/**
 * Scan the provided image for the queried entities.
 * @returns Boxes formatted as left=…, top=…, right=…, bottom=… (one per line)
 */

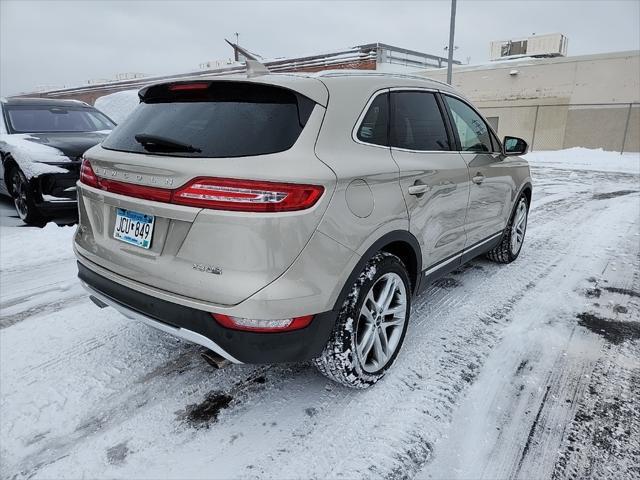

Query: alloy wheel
left=510, top=199, right=528, bottom=255
left=356, top=272, right=407, bottom=373
left=11, top=171, right=29, bottom=220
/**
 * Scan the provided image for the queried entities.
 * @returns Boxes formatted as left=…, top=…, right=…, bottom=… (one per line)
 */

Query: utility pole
left=446, top=0, right=457, bottom=85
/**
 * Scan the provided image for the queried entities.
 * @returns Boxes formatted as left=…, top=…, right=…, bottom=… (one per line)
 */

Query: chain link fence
left=479, top=103, right=639, bottom=153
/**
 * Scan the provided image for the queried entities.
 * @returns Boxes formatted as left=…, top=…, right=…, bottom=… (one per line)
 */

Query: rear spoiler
left=138, top=75, right=329, bottom=107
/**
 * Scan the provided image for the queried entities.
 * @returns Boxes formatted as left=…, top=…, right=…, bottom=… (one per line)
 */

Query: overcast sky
left=1, top=0, right=639, bottom=97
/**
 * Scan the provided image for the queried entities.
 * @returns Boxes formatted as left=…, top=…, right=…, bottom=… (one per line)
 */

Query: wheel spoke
left=517, top=213, right=526, bottom=229
left=376, top=277, right=393, bottom=311
left=358, top=323, right=376, bottom=360
left=381, top=277, right=397, bottom=312
left=382, top=316, right=404, bottom=328
left=382, top=303, right=405, bottom=317
left=365, top=289, right=378, bottom=312
left=361, top=306, right=375, bottom=323
left=378, top=327, right=389, bottom=355
left=373, top=331, right=386, bottom=364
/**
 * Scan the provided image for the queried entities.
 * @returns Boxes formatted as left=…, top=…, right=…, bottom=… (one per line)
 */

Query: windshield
left=5, top=106, right=115, bottom=134
left=101, top=82, right=315, bottom=158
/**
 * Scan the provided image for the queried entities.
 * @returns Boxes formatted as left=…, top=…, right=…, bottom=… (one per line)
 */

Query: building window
left=486, top=116, right=499, bottom=132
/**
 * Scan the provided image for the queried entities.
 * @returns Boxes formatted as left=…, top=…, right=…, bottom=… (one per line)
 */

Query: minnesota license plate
left=113, top=208, right=155, bottom=249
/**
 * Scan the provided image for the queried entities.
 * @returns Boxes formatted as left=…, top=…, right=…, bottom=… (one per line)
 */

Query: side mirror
left=503, top=136, right=528, bottom=155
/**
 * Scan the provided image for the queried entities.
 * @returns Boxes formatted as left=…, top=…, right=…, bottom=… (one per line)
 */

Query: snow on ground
left=94, top=89, right=140, bottom=124
left=1, top=149, right=639, bottom=479
left=525, top=147, right=640, bottom=174
left=0, top=223, right=75, bottom=272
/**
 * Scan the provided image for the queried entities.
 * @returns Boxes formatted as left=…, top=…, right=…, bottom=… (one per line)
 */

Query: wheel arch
left=519, top=181, right=533, bottom=209
left=332, top=230, right=422, bottom=312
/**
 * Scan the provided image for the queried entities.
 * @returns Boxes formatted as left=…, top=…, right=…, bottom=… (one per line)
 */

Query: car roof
left=307, top=70, right=460, bottom=95
left=1, top=97, right=92, bottom=107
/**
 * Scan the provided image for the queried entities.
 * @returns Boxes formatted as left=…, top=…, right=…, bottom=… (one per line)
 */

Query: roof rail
left=312, top=70, right=453, bottom=87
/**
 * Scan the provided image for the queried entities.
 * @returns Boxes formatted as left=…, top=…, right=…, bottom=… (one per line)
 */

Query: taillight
left=98, top=178, right=172, bottom=203
left=172, top=178, right=324, bottom=212
left=79, top=165, right=323, bottom=213
left=211, top=313, right=314, bottom=333
left=79, top=158, right=99, bottom=188
left=79, top=159, right=172, bottom=202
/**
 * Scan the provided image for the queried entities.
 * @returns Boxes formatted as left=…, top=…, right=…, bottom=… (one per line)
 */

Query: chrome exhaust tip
left=200, top=350, right=230, bottom=369
left=89, top=295, right=108, bottom=308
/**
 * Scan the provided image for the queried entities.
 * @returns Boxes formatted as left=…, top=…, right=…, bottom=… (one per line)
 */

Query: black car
left=0, top=97, right=115, bottom=225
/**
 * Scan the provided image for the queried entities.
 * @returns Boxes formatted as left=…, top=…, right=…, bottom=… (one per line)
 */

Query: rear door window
left=102, top=82, right=315, bottom=158
left=390, top=91, right=451, bottom=151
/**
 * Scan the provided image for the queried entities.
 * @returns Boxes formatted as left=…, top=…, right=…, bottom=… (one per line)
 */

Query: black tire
left=314, top=252, right=411, bottom=389
left=8, top=167, right=46, bottom=227
left=486, top=194, right=529, bottom=264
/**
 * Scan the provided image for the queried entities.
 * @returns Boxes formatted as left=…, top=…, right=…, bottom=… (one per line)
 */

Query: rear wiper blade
left=134, top=133, right=201, bottom=153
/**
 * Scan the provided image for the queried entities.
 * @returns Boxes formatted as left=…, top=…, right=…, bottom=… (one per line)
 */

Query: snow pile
left=94, top=89, right=140, bottom=123
left=525, top=147, right=640, bottom=174
left=0, top=223, right=76, bottom=272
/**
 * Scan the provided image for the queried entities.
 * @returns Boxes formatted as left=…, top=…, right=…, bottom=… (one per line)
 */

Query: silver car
left=74, top=72, right=531, bottom=388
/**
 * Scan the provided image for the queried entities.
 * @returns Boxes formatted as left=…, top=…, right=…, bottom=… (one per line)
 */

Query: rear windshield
left=5, top=106, right=115, bottom=134
left=102, top=82, right=316, bottom=158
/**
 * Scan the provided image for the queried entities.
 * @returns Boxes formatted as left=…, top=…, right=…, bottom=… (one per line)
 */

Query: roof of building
left=419, top=49, right=640, bottom=75
left=15, top=42, right=460, bottom=99
left=1, top=97, right=91, bottom=107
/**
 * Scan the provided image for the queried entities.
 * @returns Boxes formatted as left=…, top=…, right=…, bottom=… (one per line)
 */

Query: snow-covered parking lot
left=1, top=149, right=639, bottom=480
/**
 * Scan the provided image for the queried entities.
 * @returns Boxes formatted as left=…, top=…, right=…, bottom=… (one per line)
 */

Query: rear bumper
left=77, top=261, right=337, bottom=364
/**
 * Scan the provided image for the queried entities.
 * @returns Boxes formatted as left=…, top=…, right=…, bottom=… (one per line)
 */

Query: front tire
left=486, top=194, right=528, bottom=264
left=9, top=168, right=45, bottom=226
left=314, top=252, right=411, bottom=388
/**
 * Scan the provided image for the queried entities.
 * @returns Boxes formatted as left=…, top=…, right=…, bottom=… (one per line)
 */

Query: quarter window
left=390, top=92, right=450, bottom=151
left=356, top=93, right=389, bottom=146
left=444, top=95, right=492, bottom=152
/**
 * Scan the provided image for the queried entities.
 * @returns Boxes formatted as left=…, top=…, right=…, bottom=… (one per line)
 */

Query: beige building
left=420, top=50, right=640, bottom=152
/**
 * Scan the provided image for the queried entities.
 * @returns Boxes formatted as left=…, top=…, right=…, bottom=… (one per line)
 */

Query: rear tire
left=314, top=252, right=411, bottom=389
left=9, top=168, right=46, bottom=227
left=486, top=194, right=528, bottom=264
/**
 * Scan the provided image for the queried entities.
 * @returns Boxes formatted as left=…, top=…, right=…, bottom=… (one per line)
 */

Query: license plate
left=113, top=208, right=155, bottom=249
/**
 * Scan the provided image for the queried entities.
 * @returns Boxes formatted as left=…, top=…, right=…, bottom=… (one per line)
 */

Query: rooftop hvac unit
left=490, top=33, right=568, bottom=61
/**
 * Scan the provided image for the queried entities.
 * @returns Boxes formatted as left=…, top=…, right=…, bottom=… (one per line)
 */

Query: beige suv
left=74, top=72, right=532, bottom=388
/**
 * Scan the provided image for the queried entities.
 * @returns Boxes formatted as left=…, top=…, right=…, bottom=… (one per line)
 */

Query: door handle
left=472, top=173, right=485, bottom=184
left=408, top=183, right=430, bottom=196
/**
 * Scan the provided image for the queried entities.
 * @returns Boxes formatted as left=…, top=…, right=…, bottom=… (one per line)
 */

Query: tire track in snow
left=0, top=259, right=81, bottom=329
left=242, top=170, right=618, bottom=479
left=420, top=189, right=639, bottom=480
left=0, top=293, right=86, bottom=329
